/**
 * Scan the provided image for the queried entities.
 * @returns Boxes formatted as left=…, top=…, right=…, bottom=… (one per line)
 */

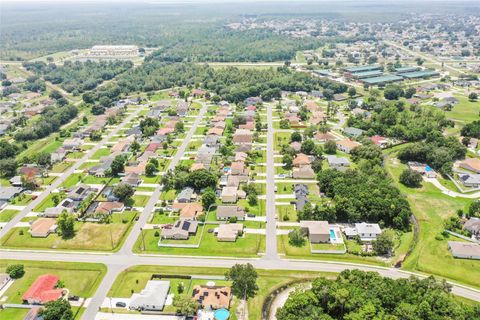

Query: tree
left=186, top=169, right=217, bottom=190
left=110, top=155, right=125, bottom=176
left=113, top=183, right=134, bottom=202
left=300, top=139, right=315, bottom=155
left=6, top=264, right=25, bottom=279
left=469, top=92, right=478, bottom=101
left=40, top=299, right=73, bottom=320
left=175, top=121, right=185, bottom=133
left=0, top=158, right=17, bottom=177
left=290, top=131, right=302, bottom=142
left=172, top=295, right=199, bottom=316
left=57, top=211, right=75, bottom=239
left=201, top=187, right=216, bottom=210
left=347, top=87, right=356, bottom=98
left=324, top=140, right=336, bottom=154
left=288, top=229, right=306, bottom=247
left=404, top=87, right=416, bottom=99
left=145, top=162, right=157, bottom=176
left=384, top=85, right=404, bottom=100
left=225, top=263, right=258, bottom=300
left=399, top=169, right=423, bottom=188
left=373, top=229, right=395, bottom=255
left=282, top=154, right=293, bottom=169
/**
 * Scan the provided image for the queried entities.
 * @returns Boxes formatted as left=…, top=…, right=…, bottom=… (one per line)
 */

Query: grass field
left=134, top=226, right=265, bottom=257
left=385, top=156, right=480, bottom=288
left=277, top=235, right=387, bottom=266
left=0, top=212, right=137, bottom=252
left=0, top=209, right=19, bottom=222
left=0, top=260, right=106, bottom=304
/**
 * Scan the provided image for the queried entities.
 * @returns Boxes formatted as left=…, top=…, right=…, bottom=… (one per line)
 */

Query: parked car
left=68, top=296, right=79, bottom=301
left=116, top=302, right=127, bottom=308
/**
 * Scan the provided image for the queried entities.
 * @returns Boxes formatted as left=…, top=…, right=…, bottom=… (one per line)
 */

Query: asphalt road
left=0, top=107, right=143, bottom=240
left=264, top=104, right=278, bottom=259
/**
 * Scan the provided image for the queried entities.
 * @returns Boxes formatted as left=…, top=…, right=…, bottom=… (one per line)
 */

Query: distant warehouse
left=350, top=70, right=384, bottom=79
left=398, top=70, right=440, bottom=79
left=89, top=45, right=139, bottom=57
left=361, top=75, right=403, bottom=85
left=343, top=64, right=383, bottom=73
left=394, top=66, right=420, bottom=73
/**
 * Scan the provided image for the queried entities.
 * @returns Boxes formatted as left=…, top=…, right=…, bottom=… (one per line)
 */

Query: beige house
left=300, top=220, right=330, bottom=243
left=30, top=218, right=57, bottom=238
left=336, top=139, right=361, bottom=154
left=216, top=223, right=244, bottom=242
left=221, top=187, right=238, bottom=203
left=292, top=165, right=316, bottom=179
left=216, top=206, right=245, bottom=220
left=233, top=129, right=252, bottom=145
left=459, top=158, right=480, bottom=173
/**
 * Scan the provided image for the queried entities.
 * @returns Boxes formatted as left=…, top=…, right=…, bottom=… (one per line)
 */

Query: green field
left=135, top=226, right=265, bottom=257
left=0, top=209, right=19, bottom=222
left=385, top=156, right=480, bottom=288
left=0, top=212, right=137, bottom=252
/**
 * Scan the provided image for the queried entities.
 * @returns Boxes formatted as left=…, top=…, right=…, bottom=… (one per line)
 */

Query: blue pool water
left=425, top=165, right=433, bottom=172
left=215, top=308, right=230, bottom=320
left=329, top=229, right=336, bottom=240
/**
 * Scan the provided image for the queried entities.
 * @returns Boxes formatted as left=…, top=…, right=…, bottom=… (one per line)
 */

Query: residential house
left=160, top=219, right=198, bottom=240
left=179, top=203, right=203, bottom=220
left=51, top=148, right=67, bottom=163
left=408, top=161, right=437, bottom=178
left=294, top=184, right=309, bottom=211
left=95, top=201, right=125, bottom=214
left=130, top=280, right=170, bottom=311
left=233, top=129, right=252, bottom=145
left=326, top=155, right=350, bottom=170
left=68, top=184, right=94, bottom=202
left=22, top=274, right=65, bottom=305
left=190, top=163, right=205, bottom=171
left=292, top=153, right=311, bottom=167
left=8, top=176, right=22, bottom=187
left=221, top=187, right=238, bottom=203
left=88, top=157, right=113, bottom=177
left=290, top=141, right=301, bottom=152
left=230, top=161, right=248, bottom=176
left=448, top=241, right=480, bottom=260
left=314, top=132, right=336, bottom=143
left=292, top=165, right=315, bottom=179
left=30, top=218, right=57, bottom=238
left=458, top=173, right=480, bottom=187
left=195, top=146, right=216, bottom=166
left=216, top=223, right=243, bottom=242
left=0, top=186, right=23, bottom=202
left=62, top=138, right=83, bottom=151
left=344, top=222, right=382, bottom=241
left=459, top=158, right=480, bottom=173
left=336, top=139, right=361, bottom=154
left=343, top=127, right=364, bottom=138
left=300, top=220, right=330, bottom=243
left=176, top=187, right=195, bottom=203
left=121, top=172, right=142, bottom=186
left=370, top=135, right=389, bottom=148
left=464, top=217, right=480, bottom=240
left=216, top=206, right=245, bottom=220
left=192, top=285, right=232, bottom=310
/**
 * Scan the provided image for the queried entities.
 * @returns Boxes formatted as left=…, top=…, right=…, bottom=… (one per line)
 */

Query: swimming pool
left=329, top=229, right=336, bottom=240
left=214, top=308, right=230, bottom=320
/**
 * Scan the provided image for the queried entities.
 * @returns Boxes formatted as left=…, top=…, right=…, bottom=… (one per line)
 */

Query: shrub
left=6, top=264, right=25, bottom=279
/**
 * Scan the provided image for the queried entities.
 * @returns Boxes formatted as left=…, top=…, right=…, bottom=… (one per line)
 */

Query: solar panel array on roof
left=182, top=221, right=191, bottom=231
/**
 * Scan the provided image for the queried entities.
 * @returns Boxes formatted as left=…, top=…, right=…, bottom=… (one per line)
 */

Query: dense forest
left=14, top=104, right=78, bottom=141
left=23, top=60, right=133, bottom=95
left=397, top=132, right=467, bottom=175
left=277, top=270, right=480, bottom=320
left=89, top=62, right=347, bottom=106
left=347, top=100, right=451, bottom=141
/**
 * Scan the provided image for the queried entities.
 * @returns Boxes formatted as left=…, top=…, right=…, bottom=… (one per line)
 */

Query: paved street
left=264, top=104, right=278, bottom=260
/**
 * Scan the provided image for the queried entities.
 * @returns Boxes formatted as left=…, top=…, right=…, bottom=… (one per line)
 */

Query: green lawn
left=91, top=148, right=111, bottom=160
left=277, top=235, right=387, bottom=266
left=0, top=209, right=19, bottom=222
left=444, top=94, right=480, bottom=122
left=34, top=193, right=65, bottom=212
left=130, top=195, right=150, bottom=207
left=135, top=226, right=265, bottom=257
left=276, top=205, right=297, bottom=222
left=0, top=212, right=137, bottom=252
left=385, top=156, right=480, bottom=289
left=51, top=161, right=72, bottom=173
left=0, top=260, right=106, bottom=303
